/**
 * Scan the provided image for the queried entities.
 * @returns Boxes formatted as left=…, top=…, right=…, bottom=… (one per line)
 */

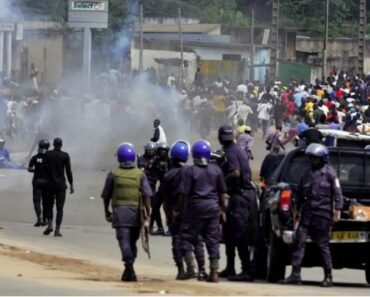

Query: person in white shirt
left=257, top=99, right=273, bottom=139
left=151, top=119, right=167, bottom=145
left=237, top=103, right=253, bottom=124
left=167, top=73, right=176, bottom=88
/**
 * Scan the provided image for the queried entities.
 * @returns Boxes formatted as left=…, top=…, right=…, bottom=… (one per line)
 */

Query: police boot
left=197, top=268, right=208, bottom=281
left=177, top=252, right=196, bottom=280
left=207, top=269, right=219, bottom=283
left=219, top=254, right=236, bottom=278
left=184, top=265, right=197, bottom=280
left=124, top=263, right=137, bottom=282
left=280, top=266, right=301, bottom=285
left=228, top=271, right=254, bottom=282
left=43, top=222, right=53, bottom=235
left=207, top=259, right=219, bottom=283
left=176, top=263, right=186, bottom=280
left=321, top=270, right=333, bottom=287
left=151, top=227, right=165, bottom=236
left=34, top=217, right=42, bottom=227
left=54, top=225, right=62, bottom=237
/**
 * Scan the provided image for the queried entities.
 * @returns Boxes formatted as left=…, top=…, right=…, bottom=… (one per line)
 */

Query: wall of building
left=131, top=48, right=197, bottom=86
left=13, top=30, right=63, bottom=87
left=191, top=46, right=250, bottom=61
left=296, top=37, right=370, bottom=73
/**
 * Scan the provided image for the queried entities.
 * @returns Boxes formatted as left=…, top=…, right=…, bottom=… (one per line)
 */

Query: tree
left=279, top=0, right=359, bottom=37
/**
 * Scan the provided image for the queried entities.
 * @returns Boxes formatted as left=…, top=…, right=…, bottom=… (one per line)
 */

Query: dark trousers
left=115, top=227, right=140, bottom=264
left=224, top=192, right=255, bottom=274
left=169, top=221, right=205, bottom=268
left=32, top=183, right=47, bottom=221
left=181, top=216, right=220, bottom=261
left=45, top=190, right=66, bottom=226
left=291, top=216, right=332, bottom=274
left=150, top=194, right=164, bottom=230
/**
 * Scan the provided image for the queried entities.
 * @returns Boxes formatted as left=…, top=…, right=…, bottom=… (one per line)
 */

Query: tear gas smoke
left=3, top=0, right=199, bottom=172
left=37, top=73, right=191, bottom=170
left=0, top=0, right=23, bottom=20
left=111, top=0, right=139, bottom=62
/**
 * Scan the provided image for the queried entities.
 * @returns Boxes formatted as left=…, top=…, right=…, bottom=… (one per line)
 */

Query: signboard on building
left=68, top=0, right=108, bottom=28
left=0, top=22, right=15, bottom=31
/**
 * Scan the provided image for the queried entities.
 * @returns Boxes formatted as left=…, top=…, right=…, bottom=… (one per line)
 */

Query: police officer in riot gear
left=137, top=142, right=156, bottom=174
left=149, top=142, right=171, bottom=235
left=218, top=125, right=258, bottom=282
left=281, top=143, right=343, bottom=287
left=101, top=143, right=152, bottom=282
left=162, top=140, right=207, bottom=281
left=28, top=139, right=50, bottom=227
left=177, top=140, right=228, bottom=283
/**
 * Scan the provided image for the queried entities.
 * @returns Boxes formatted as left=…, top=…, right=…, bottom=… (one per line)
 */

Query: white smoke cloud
left=111, top=0, right=139, bottom=62
left=0, top=0, right=23, bottom=20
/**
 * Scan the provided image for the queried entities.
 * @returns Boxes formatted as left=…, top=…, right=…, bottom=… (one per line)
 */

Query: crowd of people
left=2, top=67, right=369, bottom=287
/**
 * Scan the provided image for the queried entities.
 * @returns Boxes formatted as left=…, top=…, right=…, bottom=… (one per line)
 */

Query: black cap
left=218, top=125, right=234, bottom=142
left=53, top=137, right=63, bottom=147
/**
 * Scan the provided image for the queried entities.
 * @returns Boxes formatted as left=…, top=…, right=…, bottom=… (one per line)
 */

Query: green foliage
left=19, top=0, right=67, bottom=22
left=143, top=0, right=249, bottom=27
left=280, top=0, right=359, bottom=37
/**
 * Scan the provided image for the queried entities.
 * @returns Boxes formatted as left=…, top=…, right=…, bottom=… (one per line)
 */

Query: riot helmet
left=116, top=143, right=136, bottom=167
left=192, top=140, right=211, bottom=166
left=170, top=140, right=190, bottom=163
left=305, top=143, right=329, bottom=164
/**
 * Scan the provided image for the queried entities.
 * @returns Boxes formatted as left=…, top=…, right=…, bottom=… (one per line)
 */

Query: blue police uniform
left=222, top=143, right=258, bottom=280
left=161, top=164, right=206, bottom=279
left=179, top=163, right=227, bottom=273
left=292, top=165, right=343, bottom=276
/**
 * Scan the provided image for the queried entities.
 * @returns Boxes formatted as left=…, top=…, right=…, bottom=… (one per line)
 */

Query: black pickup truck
left=256, top=147, right=370, bottom=284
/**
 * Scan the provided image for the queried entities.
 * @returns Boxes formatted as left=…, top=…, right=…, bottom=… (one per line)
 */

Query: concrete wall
left=191, top=46, right=250, bottom=61
left=365, top=57, right=370, bottom=74
left=296, top=37, right=370, bottom=73
left=296, top=37, right=357, bottom=56
left=143, top=18, right=199, bottom=25
left=13, top=30, right=63, bottom=87
left=131, top=48, right=197, bottom=86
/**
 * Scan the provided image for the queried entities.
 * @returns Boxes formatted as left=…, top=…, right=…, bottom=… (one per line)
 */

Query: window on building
left=222, top=54, right=241, bottom=61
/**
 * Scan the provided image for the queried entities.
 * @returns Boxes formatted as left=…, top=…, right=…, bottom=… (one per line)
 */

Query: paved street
left=0, top=135, right=369, bottom=295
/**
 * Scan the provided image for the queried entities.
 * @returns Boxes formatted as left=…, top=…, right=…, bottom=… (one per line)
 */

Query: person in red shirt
left=283, top=97, right=296, bottom=137
left=335, top=87, right=344, bottom=102
left=324, top=97, right=335, bottom=110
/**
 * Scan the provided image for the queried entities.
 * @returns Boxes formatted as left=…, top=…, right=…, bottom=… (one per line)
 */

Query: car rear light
left=279, top=189, right=292, bottom=211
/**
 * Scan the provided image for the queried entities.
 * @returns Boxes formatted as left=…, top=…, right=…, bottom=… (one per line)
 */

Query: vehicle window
left=332, top=153, right=365, bottom=186
left=281, top=151, right=369, bottom=187
left=281, top=154, right=310, bottom=185
left=366, top=154, right=370, bottom=186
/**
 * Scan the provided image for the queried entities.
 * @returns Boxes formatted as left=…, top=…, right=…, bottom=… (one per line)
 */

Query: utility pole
left=269, top=0, right=279, bottom=84
left=357, top=0, right=366, bottom=74
left=139, top=3, right=144, bottom=73
left=250, top=0, right=255, bottom=82
left=178, top=8, right=184, bottom=89
left=323, top=0, right=329, bottom=80
left=83, top=27, right=92, bottom=92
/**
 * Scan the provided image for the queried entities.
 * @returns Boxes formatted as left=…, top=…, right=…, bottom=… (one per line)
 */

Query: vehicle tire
left=266, top=231, right=286, bottom=283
